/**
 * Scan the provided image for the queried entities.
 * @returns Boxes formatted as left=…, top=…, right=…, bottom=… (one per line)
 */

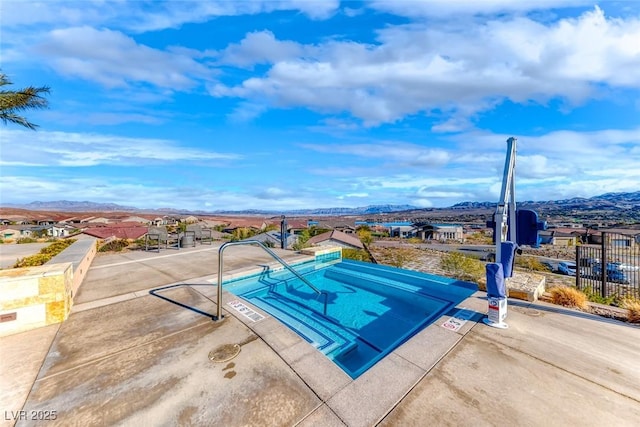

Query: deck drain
left=525, top=309, right=542, bottom=317
left=209, top=344, right=241, bottom=363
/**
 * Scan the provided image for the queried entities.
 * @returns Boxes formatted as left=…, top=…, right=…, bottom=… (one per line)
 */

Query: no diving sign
left=441, top=308, right=475, bottom=332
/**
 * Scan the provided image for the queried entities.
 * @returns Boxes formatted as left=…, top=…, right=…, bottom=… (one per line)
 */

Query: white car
left=617, top=263, right=639, bottom=272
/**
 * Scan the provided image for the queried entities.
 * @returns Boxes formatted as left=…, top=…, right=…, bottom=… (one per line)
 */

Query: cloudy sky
left=1, top=1, right=639, bottom=211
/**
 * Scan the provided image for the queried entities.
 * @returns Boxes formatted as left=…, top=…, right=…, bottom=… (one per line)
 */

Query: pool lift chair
left=484, top=137, right=546, bottom=329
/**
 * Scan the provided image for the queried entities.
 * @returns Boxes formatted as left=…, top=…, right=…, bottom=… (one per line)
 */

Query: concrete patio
left=2, top=243, right=639, bottom=426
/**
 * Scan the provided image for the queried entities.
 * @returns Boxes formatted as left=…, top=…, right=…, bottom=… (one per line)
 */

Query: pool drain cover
left=209, top=344, right=241, bottom=363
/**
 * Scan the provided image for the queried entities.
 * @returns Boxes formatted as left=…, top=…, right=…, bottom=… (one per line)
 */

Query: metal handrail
left=215, top=240, right=326, bottom=321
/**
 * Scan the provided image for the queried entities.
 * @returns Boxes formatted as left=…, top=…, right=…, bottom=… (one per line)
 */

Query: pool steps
left=225, top=260, right=477, bottom=378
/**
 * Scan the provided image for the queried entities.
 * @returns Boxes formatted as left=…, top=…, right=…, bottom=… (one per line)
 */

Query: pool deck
left=2, top=244, right=640, bottom=426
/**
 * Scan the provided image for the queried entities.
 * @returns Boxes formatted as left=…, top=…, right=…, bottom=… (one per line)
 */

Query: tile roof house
left=122, top=216, right=152, bottom=225
left=81, top=226, right=148, bottom=240
left=307, top=230, right=364, bottom=250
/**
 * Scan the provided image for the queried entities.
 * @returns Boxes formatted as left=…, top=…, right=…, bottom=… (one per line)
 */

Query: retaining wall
left=0, top=238, right=97, bottom=337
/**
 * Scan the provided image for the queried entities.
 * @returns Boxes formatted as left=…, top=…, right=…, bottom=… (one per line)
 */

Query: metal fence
left=576, top=231, right=640, bottom=300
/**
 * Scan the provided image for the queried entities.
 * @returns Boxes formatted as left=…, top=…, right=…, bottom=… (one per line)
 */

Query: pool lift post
left=483, top=137, right=518, bottom=329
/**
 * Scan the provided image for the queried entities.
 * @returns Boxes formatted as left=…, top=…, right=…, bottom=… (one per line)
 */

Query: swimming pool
left=224, top=259, right=476, bottom=378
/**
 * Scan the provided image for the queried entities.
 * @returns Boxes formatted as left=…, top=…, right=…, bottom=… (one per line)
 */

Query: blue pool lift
left=484, top=138, right=546, bottom=329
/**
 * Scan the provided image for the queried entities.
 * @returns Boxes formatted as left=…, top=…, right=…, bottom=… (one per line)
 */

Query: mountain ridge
left=2, top=192, right=639, bottom=216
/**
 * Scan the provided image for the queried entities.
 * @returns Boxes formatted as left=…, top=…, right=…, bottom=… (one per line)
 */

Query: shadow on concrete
left=149, top=284, right=218, bottom=320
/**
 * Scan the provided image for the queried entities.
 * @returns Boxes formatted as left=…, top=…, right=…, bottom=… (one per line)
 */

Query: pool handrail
left=216, top=240, right=327, bottom=320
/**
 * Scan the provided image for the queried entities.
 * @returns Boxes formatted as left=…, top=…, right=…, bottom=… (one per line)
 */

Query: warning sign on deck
left=228, top=300, right=265, bottom=322
left=441, top=308, right=475, bottom=332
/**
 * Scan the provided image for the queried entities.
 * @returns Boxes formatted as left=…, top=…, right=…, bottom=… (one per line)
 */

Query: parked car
left=592, top=263, right=630, bottom=284
left=558, top=261, right=577, bottom=276
left=579, top=257, right=599, bottom=267
left=617, top=262, right=639, bottom=272
left=541, top=261, right=555, bottom=272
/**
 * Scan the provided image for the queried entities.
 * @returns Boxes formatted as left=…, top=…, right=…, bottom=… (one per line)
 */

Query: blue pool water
left=224, top=259, right=476, bottom=378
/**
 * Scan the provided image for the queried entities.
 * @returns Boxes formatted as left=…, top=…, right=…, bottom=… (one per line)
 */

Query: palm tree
left=0, top=73, right=50, bottom=130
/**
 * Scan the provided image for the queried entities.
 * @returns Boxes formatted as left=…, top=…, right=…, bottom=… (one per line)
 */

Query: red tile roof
left=307, top=230, right=364, bottom=249
left=82, top=226, right=148, bottom=240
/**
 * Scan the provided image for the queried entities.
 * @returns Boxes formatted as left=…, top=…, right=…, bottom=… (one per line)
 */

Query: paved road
left=0, top=242, right=49, bottom=268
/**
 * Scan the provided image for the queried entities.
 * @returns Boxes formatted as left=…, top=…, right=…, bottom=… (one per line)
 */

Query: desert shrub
left=357, top=229, right=373, bottom=246
left=581, top=286, right=618, bottom=306
left=440, top=251, right=485, bottom=282
left=548, top=287, right=588, bottom=310
left=515, top=256, right=550, bottom=272
left=382, top=247, right=417, bottom=268
left=292, top=229, right=311, bottom=251
left=465, top=232, right=492, bottom=244
left=40, top=239, right=75, bottom=255
left=99, top=239, right=129, bottom=252
left=13, top=239, right=76, bottom=268
left=263, top=240, right=275, bottom=248
left=621, top=298, right=640, bottom=323
left=342, top=248, right=372, bottom=262
left=13, top=253, right=52, bottom=267
left=231, top=227, right=257, bottom=241
left=16, top=237, right=37, bottom=244
left=406, top=237, right=423, bottom=244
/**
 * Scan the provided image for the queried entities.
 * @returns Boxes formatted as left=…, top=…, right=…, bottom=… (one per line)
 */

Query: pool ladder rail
left=216, top=240, right=328, bottom=321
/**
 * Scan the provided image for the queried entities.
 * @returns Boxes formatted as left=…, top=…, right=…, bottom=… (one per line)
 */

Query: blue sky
left=1, top=1, right=639, bottom=211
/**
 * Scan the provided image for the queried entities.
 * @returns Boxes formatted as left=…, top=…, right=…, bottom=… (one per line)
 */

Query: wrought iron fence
left=576, top=231, right=640, bottom=301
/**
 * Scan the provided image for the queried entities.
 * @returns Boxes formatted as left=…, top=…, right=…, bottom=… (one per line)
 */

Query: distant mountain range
left=451, top=191, right=640, bottom=211
left=0, top=200, right=419, bottom=216
left=3, top=192, right=639, bottom=216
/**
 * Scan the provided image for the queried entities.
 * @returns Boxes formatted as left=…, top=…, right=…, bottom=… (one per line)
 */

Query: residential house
left=183, top=216, right=199, bottom=224
left=0, top=227, right=20, bottom=240
left=415, top=224, right=464, bottom=241
left=388, top=225, right=417, bottom=239
left=283, top=219, right=308, bottom=235
left=81, top=216, right=111, bottom=224
left=59, top=217, right=82, bottom=224
left=13, top=225, right=50, bottom=238
left=51, top=224, right=77, bottom=237
left=307, top=230, right=364, bottom=250
left=81, top=226, right=148, bottom=240
left=334, top=224, right=357, bottom=234
left=4, top=216, right=30, bottom=225
left=539, top=229, right=579, bottom=246
left=600, top=228, right=640, bottom=248
left=122, top=216, right=152, bottom=225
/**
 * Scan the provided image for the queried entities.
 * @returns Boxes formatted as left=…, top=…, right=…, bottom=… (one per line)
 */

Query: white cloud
left=217, top=31, right=304, bottom=68
left=36, top=26, right=211, bottom=89
left=212, top=7, right=640, bottom=125
left=0, top=130, right=241, bottom=167
left=367, top=0, right=594, bottom=18
left=337, top=193, right=369, bottom=199
left=255, top=187, right=289, bottom=199
left=227, top=102, right=269, bottom=123
left=301, top=142, right=451, bottom=167
left=1, top=1, right=340, bottom=32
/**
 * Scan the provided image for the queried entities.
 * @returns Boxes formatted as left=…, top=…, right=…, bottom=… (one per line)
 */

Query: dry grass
left=621, top=299, right=640, bottom=323
left=548, top=286, right=589, bottom=310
